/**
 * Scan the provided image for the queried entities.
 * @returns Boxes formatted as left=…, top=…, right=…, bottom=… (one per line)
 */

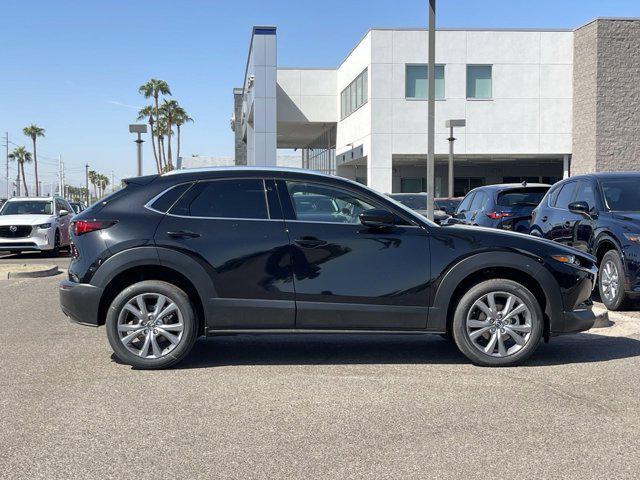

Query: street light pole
left=426, top=0, right=436, bottom=221
left=445, top=119, right=466, bottom=198
left=85, top=163, right=89, bottom=206
left=129, top=124, right=147, bottom=177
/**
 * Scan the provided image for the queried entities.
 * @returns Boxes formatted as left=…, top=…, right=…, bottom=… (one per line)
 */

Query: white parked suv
left=0, top=196, right=73, bottom=255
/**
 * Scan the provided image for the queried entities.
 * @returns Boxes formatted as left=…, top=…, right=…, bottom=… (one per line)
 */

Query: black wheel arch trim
left=428, top=251, right=563, bottom=333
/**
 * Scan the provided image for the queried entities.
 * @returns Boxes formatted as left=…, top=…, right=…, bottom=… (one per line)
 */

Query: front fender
left=427, top=251, right=563, bottom=333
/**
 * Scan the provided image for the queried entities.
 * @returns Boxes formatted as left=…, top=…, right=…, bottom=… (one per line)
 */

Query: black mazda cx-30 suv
left=60, top=167, right=597, bottom=369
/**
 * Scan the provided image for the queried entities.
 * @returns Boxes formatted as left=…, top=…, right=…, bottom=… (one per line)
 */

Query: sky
left=2, top=0, right=640, bottom=194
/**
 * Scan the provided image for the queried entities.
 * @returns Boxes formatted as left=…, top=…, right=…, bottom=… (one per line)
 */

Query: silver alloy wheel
left=117, top=293, right=184, bottom=359
left=466, top=291, right=532, bottom=358
left=601, top=260, right=619, bottom=303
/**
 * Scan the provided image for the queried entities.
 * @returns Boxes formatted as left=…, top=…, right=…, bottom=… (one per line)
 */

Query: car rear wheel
left=599, top=250, right=629, bottom=311
left=106, top=280, right=198, bottom=369
left=452, top=279, right=543, bottom=367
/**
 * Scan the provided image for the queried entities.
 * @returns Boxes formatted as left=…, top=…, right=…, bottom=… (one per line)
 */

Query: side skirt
left=206, top=328, right=446, bottom=336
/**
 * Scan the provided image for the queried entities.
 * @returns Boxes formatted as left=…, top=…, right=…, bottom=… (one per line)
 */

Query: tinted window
left=150, top=183, right=193, bottom=213
left=173, top=179, right=268, bottom=219
left=390, top=194, right=428, bottom=210
left=574, top=180, right=597, bottom=209
left=496, top=187, right=549, bottom=207
left=287, top=181, right=377, bottom=224
left=457, top=193, right=475, bottom=213
left=600, top=178, right=640, bottom=212
left=470, top=191, right=488, bottom=211
left=553, top=182, right=576, bottom=209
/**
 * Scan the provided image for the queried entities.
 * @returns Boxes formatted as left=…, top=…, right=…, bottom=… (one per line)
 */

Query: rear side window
left=553, top=182, right=576, bottom=209
left=171, top=179, right=269, bottom=219
left=496, top=187, right=548, bottom=207
left=149, top=183, right=193, bottom=213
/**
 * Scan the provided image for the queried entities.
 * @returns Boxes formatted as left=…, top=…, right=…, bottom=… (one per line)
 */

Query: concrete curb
left=6, top=265, right=60, bottom=279
left=591, top=307, right=613, bottom=328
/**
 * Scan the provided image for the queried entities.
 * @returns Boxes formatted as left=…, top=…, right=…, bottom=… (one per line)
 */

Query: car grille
left=0, top=225, right=33, bottom=238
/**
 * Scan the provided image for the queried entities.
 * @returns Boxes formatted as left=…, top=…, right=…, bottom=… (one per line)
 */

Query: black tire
left=452, top=279, right=543, bottom=367
left=44, top=229, right=61, bottom=257
left=598, top=250, right=629, bottom=311
left=106, top=280, right=198, bottom=369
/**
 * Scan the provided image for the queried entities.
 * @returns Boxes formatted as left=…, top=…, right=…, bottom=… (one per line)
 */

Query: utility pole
left=85, top=164, right=89, bottom=206
left=426, top=0, right=436, bottom=221
left=58, top=155, right=62, bottom=196
left=4, top=132, right=8, bottom=200
left=111, top=170, right=115, bottom=193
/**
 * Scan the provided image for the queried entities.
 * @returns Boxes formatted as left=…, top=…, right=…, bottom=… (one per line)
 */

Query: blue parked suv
left=452, top=183, right=550, bottom=232
left=530, top=172, right=640, bottom=310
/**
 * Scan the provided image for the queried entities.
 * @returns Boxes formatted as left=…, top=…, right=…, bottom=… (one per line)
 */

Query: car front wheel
left=452, top=279, right=543, bottom=367
left=106, top=280, right=198, bottom=369
left=599, top=250, right=629, bottom=311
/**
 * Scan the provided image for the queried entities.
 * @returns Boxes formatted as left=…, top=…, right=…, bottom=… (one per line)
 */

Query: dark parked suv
left=452, top=183, right=550, bottom=232
left=530, top=172, right=640, bottom=310
left=60, top=167, right=597, bottom=369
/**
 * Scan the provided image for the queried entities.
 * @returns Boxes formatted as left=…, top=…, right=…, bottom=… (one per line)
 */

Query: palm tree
left=137, top=105, right=161, bottom=174
left=88, top=170, right=98, bottom=199
left=160, top=99, right=181, bottom=170
left=23, top=124, right=45, bottom=196
left=8, top=146, right=32, bottom=197
left=173, top=105, right=193, bottom=162
left=98, top=174, right=110, bottom=198
left=139, top=79, right=171, bottom=171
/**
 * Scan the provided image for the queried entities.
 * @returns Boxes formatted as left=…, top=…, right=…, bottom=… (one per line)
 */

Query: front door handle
left=294, top=236, right=327, bottom=248
left=167, top=230, right=200, bottom=239
left=541, top=216, right=548, bottom=222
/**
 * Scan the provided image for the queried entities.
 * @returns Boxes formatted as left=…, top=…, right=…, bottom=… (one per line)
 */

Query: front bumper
left=59, top=280, right=103, bottom=326
left=557, top=303, right=597, bottom=334
left=0, top=228, right=55, bottom=251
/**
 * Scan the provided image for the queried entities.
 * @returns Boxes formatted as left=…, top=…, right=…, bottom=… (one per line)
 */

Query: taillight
left=70, top=220, right=117, bottom=236
left=486, top=212, right=512, bottom=220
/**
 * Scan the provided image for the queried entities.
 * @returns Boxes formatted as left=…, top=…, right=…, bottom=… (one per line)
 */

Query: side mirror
left=359, top=209, right=395, bottom=228
left=59, top=209, right=69, bottom=217
left=568, top=201, right=591, bottom=219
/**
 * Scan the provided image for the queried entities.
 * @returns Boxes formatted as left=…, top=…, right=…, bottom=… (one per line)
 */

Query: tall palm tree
left=8, top=146, right=32, bottom=197
left=98, top=174, right=110, bottom=198
left=139, top=79, right=171, bottom=171
left=23, top=124, right=45, bottom=196
left=137, top=105, right=161, bottom=174
left=160, top=99, right=181, bottom=170
left=88, top=170, right=98, bottom=199
left=173, top=105, right=193, bottom=162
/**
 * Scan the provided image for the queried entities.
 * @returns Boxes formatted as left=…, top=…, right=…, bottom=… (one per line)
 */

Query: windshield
left=496, top=188, right=548, bottom=208
left=390, top=194, right=428, bottom=210
left=600, top=178, right=640, bottom=212
left=0, top=200, right=53, bottom=215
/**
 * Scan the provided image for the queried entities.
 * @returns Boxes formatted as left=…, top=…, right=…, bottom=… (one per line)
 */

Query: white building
left=232, top=20, right=640, bottom=196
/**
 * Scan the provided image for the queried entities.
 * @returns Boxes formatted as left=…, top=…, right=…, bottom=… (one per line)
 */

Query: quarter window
left=467, top=65, right=492, bottom=99
left=405, top=65, right=445, bottom=99
left=171, top=179, right=268, bottom=219
left=286, top=181, right=378, bottom=224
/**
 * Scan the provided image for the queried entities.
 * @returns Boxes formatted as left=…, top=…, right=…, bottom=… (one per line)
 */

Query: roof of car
left=468, top=183, right=551, bottom=193
left=164, top=166, right=335, bottom=178
left=567, top=172, right=640, bottom=180
left=6, top=196, right=59, bottom=201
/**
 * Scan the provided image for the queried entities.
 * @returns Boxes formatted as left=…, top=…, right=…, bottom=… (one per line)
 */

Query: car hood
left=444, top=223, right=596, bottom=261
left=0, top=214, right=55, bottom=226
left=610, top=212, right=640, bottom=224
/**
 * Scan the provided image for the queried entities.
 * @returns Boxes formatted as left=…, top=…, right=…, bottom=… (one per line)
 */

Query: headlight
left=552, top=254, right=581, bottom=266
left=623, top=233, right=640, bottom=244
left=37, top=223, right=52, bottom=229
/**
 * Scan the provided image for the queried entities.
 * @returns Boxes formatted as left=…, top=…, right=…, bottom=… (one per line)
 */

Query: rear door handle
left=541, top=216, right=548, bottom=222
left=294, top=236, right=327, bottom=248
left=167, top=230, right=200, bottom=239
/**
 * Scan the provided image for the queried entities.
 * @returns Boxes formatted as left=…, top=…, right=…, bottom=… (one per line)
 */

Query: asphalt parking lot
left=1, top=253, right=640, bottom=479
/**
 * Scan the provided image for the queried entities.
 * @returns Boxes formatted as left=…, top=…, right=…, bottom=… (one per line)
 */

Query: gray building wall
left=233, top=87, right=247, bottom=165
left=572, top=18, right=640, bottom=174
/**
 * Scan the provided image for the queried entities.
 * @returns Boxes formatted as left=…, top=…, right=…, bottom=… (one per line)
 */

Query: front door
left=154, top=178, right=295, bottom=329
left=547, top=180, right=579, bottom=244
left=278, top=179, right=431, bottom=330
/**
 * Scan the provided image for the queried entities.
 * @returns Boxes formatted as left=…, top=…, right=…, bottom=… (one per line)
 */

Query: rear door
left=278, top=179, right=431, bottom=330
left=154, top=177, right=295, bottom=329
left=571, top=179, right=599, bottom=252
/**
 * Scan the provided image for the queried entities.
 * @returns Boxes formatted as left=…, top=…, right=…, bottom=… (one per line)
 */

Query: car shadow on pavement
left=0, top=251, right=70, bottom=260
left=163, top=331, right=640, bottom=370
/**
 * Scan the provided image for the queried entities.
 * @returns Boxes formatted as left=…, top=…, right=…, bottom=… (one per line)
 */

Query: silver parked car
left=0, top=196, right=73, bottom=255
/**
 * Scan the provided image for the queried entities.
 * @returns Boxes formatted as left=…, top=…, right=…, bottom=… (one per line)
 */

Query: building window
left=466, top=65, right=492, bottom=99
left=400, top=178, right=425, bottom=193
left=405, top=65, right=445, bottom=99
left=340, top=68, right=368, bottom=119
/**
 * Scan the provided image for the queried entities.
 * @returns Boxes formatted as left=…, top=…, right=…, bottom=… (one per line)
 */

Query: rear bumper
left=59, top=280, right=103, bottom=326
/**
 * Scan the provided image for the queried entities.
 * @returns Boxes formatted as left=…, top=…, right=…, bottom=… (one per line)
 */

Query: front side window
left=467, top=65, right=492, bottom=99
left=600, top=177, right=640, bottom=212
left=574, top=181, right=597, bottom=209
left=457, top=193, right=475, bottom=213
left=0, top=201, right=53, bottom=215
left=470, top=191, right=488, bottom=211
left=405, top=65, right=445, bottom=99
left=171, top=179, right=268, bottom=219
left=553, top=182, right=576, bottom=209
left=286, top=181, right=377, bottom=224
